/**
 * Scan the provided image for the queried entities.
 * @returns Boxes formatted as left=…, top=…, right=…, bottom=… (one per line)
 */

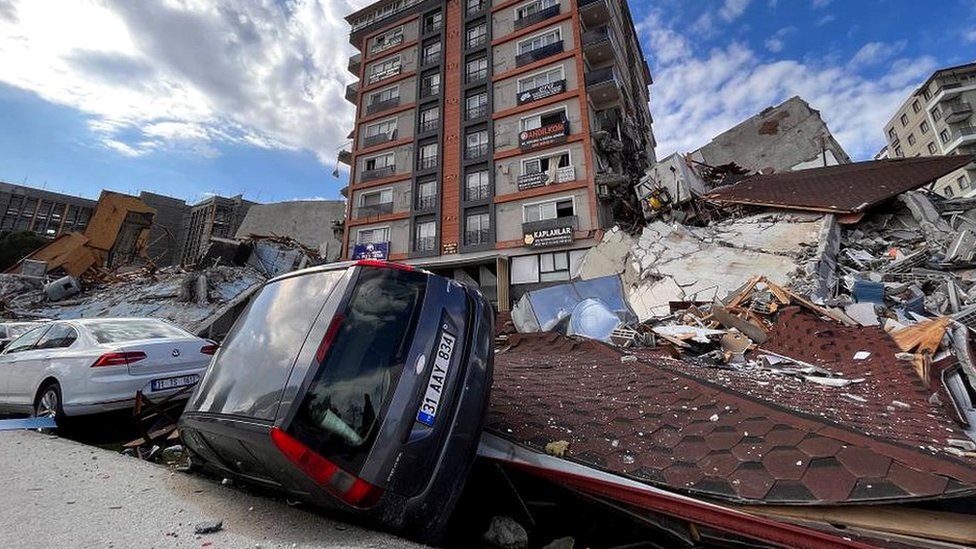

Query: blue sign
left=352, top=242, right=389, bottom=260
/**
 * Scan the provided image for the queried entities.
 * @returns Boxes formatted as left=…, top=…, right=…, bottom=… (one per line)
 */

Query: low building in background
left=234, top=200, right=346, bottom=261
left=0, top=181, right=97, bottom=238
left=178, top=194, right=255, bottom=265
left=138, top=192, right=188, bottom=267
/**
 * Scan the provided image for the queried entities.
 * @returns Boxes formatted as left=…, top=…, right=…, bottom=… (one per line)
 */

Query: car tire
left=34, top=382, right=65, bottom=425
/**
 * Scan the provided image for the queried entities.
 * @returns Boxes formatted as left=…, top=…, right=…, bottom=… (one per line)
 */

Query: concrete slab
left=0, top=431, right=426, bottom=549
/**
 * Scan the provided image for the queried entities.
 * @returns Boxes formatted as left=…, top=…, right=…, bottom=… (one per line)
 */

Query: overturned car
left=179, top=260, right=494, bottom=543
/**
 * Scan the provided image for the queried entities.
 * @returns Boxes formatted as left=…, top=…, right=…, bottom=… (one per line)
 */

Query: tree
left=0, top=231, right=48, bottom=271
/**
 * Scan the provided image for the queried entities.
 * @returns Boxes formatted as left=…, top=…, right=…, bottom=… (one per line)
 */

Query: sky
left=0, top=0, right=974, bottom=205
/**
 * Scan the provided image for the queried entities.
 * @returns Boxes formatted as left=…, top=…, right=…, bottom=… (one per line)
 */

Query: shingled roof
left=706, top=156, right=976, bottom=213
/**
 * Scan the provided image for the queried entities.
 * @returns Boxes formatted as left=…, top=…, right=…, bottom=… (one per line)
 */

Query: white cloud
left=849, top=40, right=907, bottom=68
left=719, top=0, right=751, bottom=22
left=0, top=0, right=370, bottom=165
left=964, top=28, right=976, bottom=43
left=811, top=0, right=832, bottom=8
left=648, top=26, right=937, bottom=161
left=815, top=14, right=836, bottom=27
left=764, top=26, right=796, bottom=53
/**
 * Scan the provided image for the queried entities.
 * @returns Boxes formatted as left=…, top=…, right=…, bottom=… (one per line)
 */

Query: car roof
left=66, top=317, right=173, bottom=325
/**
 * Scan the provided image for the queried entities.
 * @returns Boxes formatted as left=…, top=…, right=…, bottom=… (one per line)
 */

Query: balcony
left=464, top=228, right=491, bottom=246
left=355, top=202, right=393, bottom=218
left=585, top=66, right=621, bottom=106
left=420, top=82, right=441, bottom=98
left=516, top=165, right=575, bottom=191
left=578, top=0, right=611, bottom=28
left=418, top=118, right=439, bottom=133
left=466, top=67, right=488, bottom=84
left=936, top=81, right=965, bottom=101
left=345, top=82, right=358, bottom=104
left=416, top=195, right=437, bottom=210
left=338, top=149, right=352, bottom=166
left=365, top=96, right=400, bottom=115
left=363, top=131, right=396, bottom=148
left=582, top=26, right=615, bottom=64
left=360, top=165, right=395, bottom=182
left=465, top=0, right=486, bottom=16
left=466, top=33, right=487, bottom=50
left=369, top=34, right=403, bottom=56
left=465, top=143, right=489, bottom=160
left=418, top=155, right=438, bottom=171
left=367, top=64, right=401, bottom=85
left=465, top=184, right=490, bottom=201
left=348, top=53, right=361, bottom=75
left=950, top=126, right=976, bottom=147
left=944, top=101, right=974, bottom=124
left=466, top=104, right=489, bottom=120
left=514, top=4, right=560, bottom=31
left=415, top=235, right=436, bottom=252
left=420, top=52, right=440, bottom=67
left=516, top=41, right=564, bottom=67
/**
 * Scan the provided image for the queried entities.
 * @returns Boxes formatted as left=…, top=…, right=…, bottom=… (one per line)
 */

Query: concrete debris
left=483, top=516, right=529, bottom=549
left=193, top=520, right=224, bottom=535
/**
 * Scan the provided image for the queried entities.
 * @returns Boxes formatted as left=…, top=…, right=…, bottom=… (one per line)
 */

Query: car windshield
left=87, top=320, right=191, bottom=344
left=8, top=324, right=40, bottom=338
left=291, top=267, right=426, bottom=473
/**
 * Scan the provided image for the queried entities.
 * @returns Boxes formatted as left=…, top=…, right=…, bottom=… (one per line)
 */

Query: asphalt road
left=0, top=430, right=429, bottom=549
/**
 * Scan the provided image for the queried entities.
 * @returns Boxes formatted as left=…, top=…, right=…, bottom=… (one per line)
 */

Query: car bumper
left=62, top=368, right=206, bottom=416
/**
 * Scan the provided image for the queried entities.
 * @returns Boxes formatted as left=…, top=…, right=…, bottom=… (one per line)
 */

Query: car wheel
left=35, top=382, right=65, bottom=424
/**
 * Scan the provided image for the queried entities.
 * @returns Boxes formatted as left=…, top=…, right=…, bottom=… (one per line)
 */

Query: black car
left=179, top=260, right=494, bottom=543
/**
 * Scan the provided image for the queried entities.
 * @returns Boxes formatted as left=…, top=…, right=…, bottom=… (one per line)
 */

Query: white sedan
left=0, top=318, right=216, bottom=421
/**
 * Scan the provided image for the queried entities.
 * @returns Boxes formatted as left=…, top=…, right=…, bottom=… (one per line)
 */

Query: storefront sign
left=519, top=120, right=569, bottom=151
left=352, top=242, right=389, bottom=260
left=516, top=79, right=566, bottom=105
left=516, top=165, right=576, bottom=191
left=523, top=225, right=574, bottom=248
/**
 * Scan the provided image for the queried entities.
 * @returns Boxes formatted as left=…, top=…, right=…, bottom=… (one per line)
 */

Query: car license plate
left=150, top=374, right=200, bottom=392
left=417, top=331, right=455, bottom=426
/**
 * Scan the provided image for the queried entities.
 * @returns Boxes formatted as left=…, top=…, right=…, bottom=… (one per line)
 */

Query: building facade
left=883, top=62, right=976, bottom=198
left=342, top=0, right=655, bottom=308
left=0, top=181, right=96, bottom=238
left=178, top=194, right=255, bottom=265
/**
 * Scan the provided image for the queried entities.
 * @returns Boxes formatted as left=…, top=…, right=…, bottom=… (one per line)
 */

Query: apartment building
left=883, top=62, right=976, bottom=198
left=0, top=181, right=96, bottom=238
left=178, top=194, right=255, bottom=265
left=342, top=0, right=655, bottom=308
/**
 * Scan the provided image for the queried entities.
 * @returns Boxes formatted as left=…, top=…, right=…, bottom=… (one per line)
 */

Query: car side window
left=35, top=325, right=78, bottom=350
left=3, top=326, right=50, bottom=354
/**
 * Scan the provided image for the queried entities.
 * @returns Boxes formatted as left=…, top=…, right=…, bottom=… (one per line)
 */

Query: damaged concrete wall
left=235, top=200, right=346, bottom=262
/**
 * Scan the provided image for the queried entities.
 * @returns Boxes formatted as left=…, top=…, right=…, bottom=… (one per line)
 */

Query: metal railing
left=416, top=195, right=437, bottom=210
left=415, top=235, right=436, bottom=252
left=369, top=34, right=403, bottom=55
left=418, top=155, right=439, bottom=170
left=466, top=34, right=487, bottom=49
left=582, top=26, right=612, bottom=47
left=465, top=143, right=489, bottom=160
left=355, top=202, right=393, bottom=217
left=421, top=52, right=440, bottom=67
left=950, top=126, right=976, bottom=143
left=515, top=41, right=563, bottom=67
left=363, top=132, right=395, bottom=147
left=944, top=101, right=973, bottom=119
left=360, top=165, right=395, bottom=181
left=466, top=67, right=488, bottom=83
left=514, top=4, right=560, bottom=30
left=421, top=82, right=440, bottom=98
left=465, top=184, right=490, bottom=201
left=585, top=66, right=619, bottom=87
left=365, top=96, right=399, bottom=115
left=466, top=104, right=489, bottom=120
left=418, top=118, right=439, bottom=133
left=465, top=228, right=491, bottom=246
left=466, top=0, right=486, bottom=15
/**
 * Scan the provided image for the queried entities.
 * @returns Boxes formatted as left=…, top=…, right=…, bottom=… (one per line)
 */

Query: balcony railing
left=585, top=66, right=619, bottom=87
left=464, top=228, right=491, bottom=246
left=360, top=165, right=395, bottom=182
left=516, top=41, right=563, bottom=67
left=944, top=101, right=973, bottom=123
left=369, top=34, right=403, bottom=56
left=365, top=96, right=400, bottom=115
left=514, top=4, right=560, bottom=31
left=466, top=67, right=488, bottom=83
left=466, top=104, right=489, bottom=120
left=421, top=52, right=440, bottom=67
left=582, top=25, right=612, bottom=47
left=950, top=126, right=976, bottom=144
left=578, top=0, right=601, bottom=7
left=418, top=155, right=439, bottom=170
left=363, top=131, right=396, bottom=147
left=348, top=53, right=362, bottom=74
left=416, top=195, right=437, bottom=210
left=419, top=118, right=439, bottom=133
left=466, top=34, right=487, bottom=49
left=420, top=82, right=441, bottom=98
left=465, top=143, right=489, bottom=160
left=415, top=235, right=436, bottom=252
left=465, top=184, right=490, bottom=201
left=367, top=64, right=401, bottom=85
left=345, top=82, right=358, bottom=104
left=355, top=202, right=394, bottom=218
left=466, top=0, right=486, bottom=15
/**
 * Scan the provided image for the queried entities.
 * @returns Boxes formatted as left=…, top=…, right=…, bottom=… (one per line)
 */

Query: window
left=945, top=186, right=955, bottom=198
left=941, top=129, right=951, bottom=144
left=539, top=251, right=570, bottom=282
left=365, top=118, right=397, bottom=141
left=423, top=10, right=442, bottom=33
left=466, top=129, right=489, bottom=159
left=466, top=55, right=488, bottom=83
left=932, top=107, right=942, bottom=121
left=364, top=152, right=395, bottom=171
left=887, top=128, right=897, bottom=140
left=928, top=142, right=938, bottom=154
left=368, top=56, right=401, bottom=84
left=522, top=150, right=570, bottom=174
left=88, top=320, right=191, bottom=344
left=418, top=142, right=438, bottom=170
left=465, top=170, right=490, bottom=201
left=467, top=21, right=487, bottom=49
left=518, top=28, right=561, bottom=56
left=359, top=189, right=393, bottom=215
left=517, top=0, right=558, bottom=19
left=520, top=108, right=566, bottom=131
left=959, top=176, right=971, bottom=190
left=923, top=88, right=932, bottom=101
left=466, top=0, right=485, bottom=15
left=35, top=325, right=77, bottom=349
left=419, top=106, right=439, bottom=133
left=4, top=325, right=48, bottom=353
left=524, top=197, right=574, bottom=222
left=368, top=86, right=399, bottom=106
left=357, top=226, right=390, bottom=244
left=900, top=113, right=909, bottom=126
left=371, top=27, right=403, bottom=54
left=466, top=89, right=488, bottom=120
left=465, top=210, right=490, bottom=246
left=912, top=100, right=921, bottom=113
left=421, top=70, right=440, bottom=97
left=921, top=120, right=930, bottom=134
left=421, top=39, right=441, bottom=66
left=894, top=146, right=904, bottom=157
left=517, top=66, right=564, bottom=92
left=415, top=219, right=436, bottom=252
left=417, top=177, right=437, bottom=209
left=908, top=133, right=916, bottom=146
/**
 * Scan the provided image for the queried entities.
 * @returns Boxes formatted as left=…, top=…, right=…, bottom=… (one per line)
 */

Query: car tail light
left=200, top=344, right=219, bottom=355
left=355, top=259, right=414, bottom=271
left=91, top=351, right=147, bottom=368
left=314, top=314, right=344, bottom=364
left=270, top=427, right=382, bottom=507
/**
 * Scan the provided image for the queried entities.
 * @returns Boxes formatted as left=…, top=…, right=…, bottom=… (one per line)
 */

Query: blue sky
left=0, top=0, right=974, bottom=205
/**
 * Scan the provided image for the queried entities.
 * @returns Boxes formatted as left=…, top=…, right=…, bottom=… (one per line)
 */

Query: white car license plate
left=150, top=374, right=200, bottom=392
left=417, top=331, right=456, bottom=426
